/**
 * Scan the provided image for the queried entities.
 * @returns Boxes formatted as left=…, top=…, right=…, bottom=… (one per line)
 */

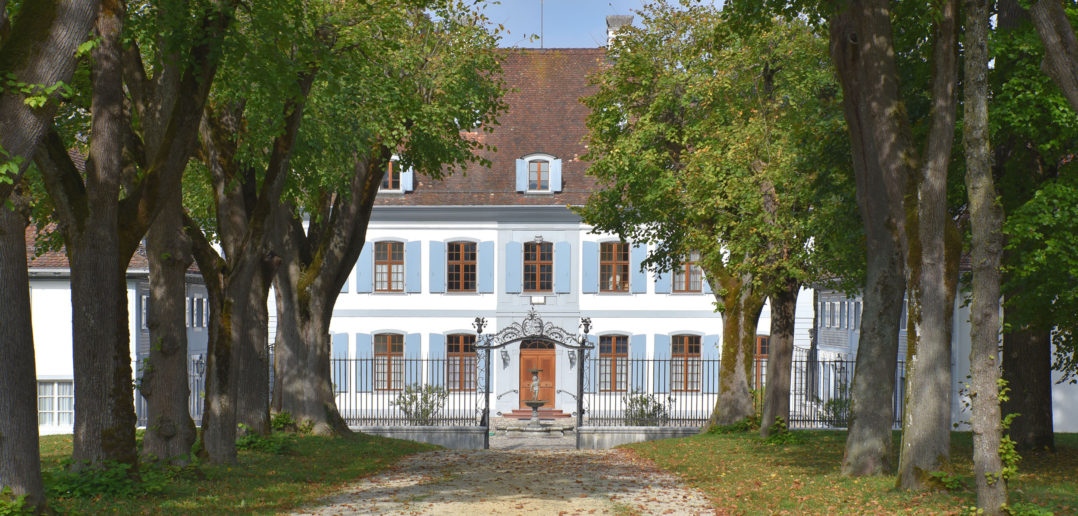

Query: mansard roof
left=375, top=47, right=605, bottom=207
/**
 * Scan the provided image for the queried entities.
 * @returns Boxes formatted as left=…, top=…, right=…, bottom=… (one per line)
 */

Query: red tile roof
left=375, top=48, right=605, bottom=207
left=25, top=224, right=150, bottom=271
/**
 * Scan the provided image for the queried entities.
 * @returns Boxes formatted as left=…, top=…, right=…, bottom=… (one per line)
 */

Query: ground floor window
left=447, top=334, right=477, bottom=391
left=374, top=333, right=404, bottom=390
left=599, top=335, right=629, bottom=392
left=38, top=380, right=74, bottom=426
left=671, top=335, right=701, bottom=392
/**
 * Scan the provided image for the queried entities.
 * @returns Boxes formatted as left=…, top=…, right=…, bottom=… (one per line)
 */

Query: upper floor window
left=673, top=251, right=702, bottom=293
left=375, top=241, right=405, bottom=292
left=600, top=242, right=629, bottom=292
left=447, top=334, right=477, bottom=391
left=599, top=335, right=629, bottom=392
left=374, top=333, right=404, bottom=391
left=447, top=241, right=477, bottom=292
left=523, top=241, right=553, bottom=292
left=529, top=160, right=549, bottom=191
left=671, top=334, right=701, bottom=392
left=381, top=160, right=401, bottom=190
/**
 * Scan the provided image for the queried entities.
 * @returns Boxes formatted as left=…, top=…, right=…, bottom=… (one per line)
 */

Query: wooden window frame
left=380, top=160, right=401, bottom=190
left=374, top=333, right=404, bottom=391
left=671, top=334, right=702, bottom=392
left=374, top=241, right=405, bottom=292
left=447, top=241, right=477, bottom=293
left=446, top=334, right=477, bottom=391
left=599, top=335, right=629, bottom=392
left=599, top=242, right=630, bottom=293
left=528, top=159, right=549, bottom=191
left=523, top=241, right=553, bottom=292
left=672, top=251, right=702, bottom=293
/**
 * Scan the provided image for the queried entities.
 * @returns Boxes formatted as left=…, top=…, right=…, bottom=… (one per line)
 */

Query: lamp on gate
left=500, top=347, right=510, bottom=367
left=195, top=354, right=206, bottom=376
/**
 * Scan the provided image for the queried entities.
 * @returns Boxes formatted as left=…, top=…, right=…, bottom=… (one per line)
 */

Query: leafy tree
left=578, top=1, right=851, bottom=429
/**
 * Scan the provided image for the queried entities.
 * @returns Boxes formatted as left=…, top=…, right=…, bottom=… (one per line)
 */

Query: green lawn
left=624, top=430, right=1078, bottom=515
left=38, top=432, right=436, bottom=515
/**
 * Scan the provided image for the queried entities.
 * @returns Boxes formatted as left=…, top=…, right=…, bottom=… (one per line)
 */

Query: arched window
left=671, top=334, right=701, bottom=392
left=599, top=335, right=629, bottom=392
left=446, top=334, right=477, bottom=391
left=374, top=333, right=404, bottom=390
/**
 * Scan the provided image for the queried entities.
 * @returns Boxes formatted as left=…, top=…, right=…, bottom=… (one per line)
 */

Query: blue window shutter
left=581, top=241, right=598, bottom=294
left=630, top=244, right=647, bottom=294
left=429, top=241, right=446, bottom=293
left=427, top=334, right=446, bottom=387
left=478, top=241, right=495, bottom=293
left=505, top=241, right=522, bottom=293
left=655, top=270, right=671, bottom=294
left=405, top=241, right=422, bottom=293
left=355, top=333, right=372, bottom=392
left=401, top=167, right=415, bottom=192
left=550, top=158, right=563, bottom=192
left=331, top=333, right=349, bottom=392
left=630, top=334, right=647, bottom=392
left=555, top=241, right=571, bottom=293
left=515, top=159, right=527, bottom=192
left=405, top=333, right=422, bottom=387
left=356, top=242, right=373, bottom=293
left=653, top=334, right=671, bottom=393
left=702, top=334, right=720, bottom=393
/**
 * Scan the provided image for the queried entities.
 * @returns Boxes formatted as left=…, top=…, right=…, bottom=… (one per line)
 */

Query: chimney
left=606, top=15, right=633, bottom=47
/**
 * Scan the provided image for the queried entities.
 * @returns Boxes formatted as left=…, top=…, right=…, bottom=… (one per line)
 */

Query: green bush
left=822, top=380, right=851, bottom=427
left=622, top=391, right=670, bottom=426
left=707, top=414, right=761, bottom=434
left=235, top=424, right=296, bottom=454
left=393, top=384, right=449, bottom=425
left=0, top=487, right=30, bottom=516
left=271, top=411, right=298, bottom=432
left=43, top=460, right=170, bottom=499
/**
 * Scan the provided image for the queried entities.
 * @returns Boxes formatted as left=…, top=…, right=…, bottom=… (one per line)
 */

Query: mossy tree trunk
left=706, top=268, right=764, bottom=428
left=760, top=279, right=800, bottom=437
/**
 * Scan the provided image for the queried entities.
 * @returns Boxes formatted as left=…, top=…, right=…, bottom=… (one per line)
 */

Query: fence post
left=483, top=347, right=491, bottom=449
left=576, top=346, right=585, bottom=449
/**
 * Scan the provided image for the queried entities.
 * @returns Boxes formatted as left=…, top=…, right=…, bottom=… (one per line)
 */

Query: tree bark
left=898, top=0, right=960, bottom=490
left=235, top=259, right=274, bottom=436
left=141, top=187, right=196, bottom=464
left=760, top=279, right=800, bottom=437
left=965, top=0, right=1008, bottom=511
left=0, top=195, right=44, bottom=510
left=1030, top=0, right=1078, bottom=114
left=830, top=2, right=907, bottom=476
left=707, top=269, right=765, bottom=427
left=1001, top=326, right=1054, bottom=451
left=0, top=0, right=98, bottom=201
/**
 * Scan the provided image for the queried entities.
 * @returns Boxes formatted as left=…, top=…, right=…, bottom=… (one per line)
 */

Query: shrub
left=622, top=391, right=670, bottom=426
left=235, top=424, right=296, bottom=455
left=393, top=384, right=448, bottom=425
left=0, top=487, right=30, bottom=516
left=43, top=460, right=170, bottom=499
left=707, top=414, right=761, bottom=434
left=271, top=411, right=298, bottom=432
left=823, top=379, right=851, bottom=427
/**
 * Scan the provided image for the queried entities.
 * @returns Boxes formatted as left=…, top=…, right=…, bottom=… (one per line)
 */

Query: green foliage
left=762, top=417, right=807, bottom=445
left=271, top=411, right=299, bottom=432
left=392, top=384, right=449, bottom=425
left=929, top=470, right=967, bottom=491
left=235, top=425, right=297, bottom=455
left=43, top=460, right=170, bottom=499
left=822, top=379, right=852, bottom=428
left=1003, top=502, right=1056, bottom=516
left=621, top=391, right=671, bottom=426
left=0, top=487, right=30, bottom=516
left=707, top=414, right=761, bottom=434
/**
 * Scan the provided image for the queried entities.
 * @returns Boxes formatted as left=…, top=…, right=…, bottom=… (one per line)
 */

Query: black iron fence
left=135, top=371, right=206, bottom=427
left=331, top=357, right=487, bottom=427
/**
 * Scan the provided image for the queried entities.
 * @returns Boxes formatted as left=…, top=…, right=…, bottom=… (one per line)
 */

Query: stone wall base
left=355, top=426, right=487, bottom=449
left=576, top=426, right=701, bottom=449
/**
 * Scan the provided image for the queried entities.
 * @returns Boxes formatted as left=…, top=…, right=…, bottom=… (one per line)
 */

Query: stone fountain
left=523, top=368, right=547, bottom=428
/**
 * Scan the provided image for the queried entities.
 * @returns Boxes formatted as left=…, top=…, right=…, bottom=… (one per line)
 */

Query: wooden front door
left=519, top=340, right=556, bottom=408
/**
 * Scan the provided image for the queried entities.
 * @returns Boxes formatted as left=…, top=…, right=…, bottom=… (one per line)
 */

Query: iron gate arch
left=472, top=308, right=593, bottom=449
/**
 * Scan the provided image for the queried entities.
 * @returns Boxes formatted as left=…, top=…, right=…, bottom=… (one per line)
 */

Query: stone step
left=502, top=408, right=573, bottom=420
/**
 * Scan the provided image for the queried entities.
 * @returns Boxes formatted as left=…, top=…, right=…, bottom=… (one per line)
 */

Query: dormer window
left=529, top=160, right=549, bottom=190
left=381, top=160, right=401, bottom=190
left=379, top=157, right=414, bottom=193
left=515, top=154, right=563, bottom=193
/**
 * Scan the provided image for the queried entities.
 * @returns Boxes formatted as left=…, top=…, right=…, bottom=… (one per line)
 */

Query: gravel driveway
left=293, top=448, right=715, bottom=515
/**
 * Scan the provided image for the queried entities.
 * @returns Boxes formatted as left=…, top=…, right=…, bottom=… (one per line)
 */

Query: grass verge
left=38, top=431, right=436, bottom=515
left=624, top=430, right=1077, bottom=515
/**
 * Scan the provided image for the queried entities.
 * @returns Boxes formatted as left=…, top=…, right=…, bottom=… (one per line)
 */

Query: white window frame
left=38, top=380, right=74, bottom=427
left=522, top=153, right=557, bottom=194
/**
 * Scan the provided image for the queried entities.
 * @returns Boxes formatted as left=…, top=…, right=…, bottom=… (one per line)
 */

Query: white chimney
left=606, top=15, right=633, bottom=47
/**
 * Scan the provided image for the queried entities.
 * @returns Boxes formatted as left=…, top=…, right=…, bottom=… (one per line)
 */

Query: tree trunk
left=0, top=198, right=44, bottom=510
left=235, top=260, right=273, bottom=436
left=1001, top=326, right=1054, bottom=451
left=1030, top=0, right=1078, bottom=114
left=67, top=0, right=137, bottom=470
left=830, top=2, right=908, bottom=476
left=897, top=0, right=960, bottom=490
left=965, top=0, right=1008, bottom=510
left=707, top=271, right=765, bottom=427
left=0, top=0, right=98, bottom=201
left=760, top=279, right=800, bottom=437
left=141, top=189, right=196, bottom=464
